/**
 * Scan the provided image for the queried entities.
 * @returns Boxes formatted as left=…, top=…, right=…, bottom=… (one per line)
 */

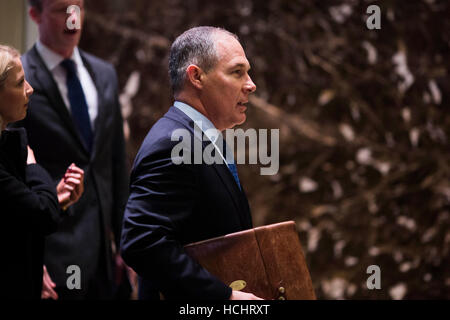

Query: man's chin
left=233, top=115, right=247, bottom=128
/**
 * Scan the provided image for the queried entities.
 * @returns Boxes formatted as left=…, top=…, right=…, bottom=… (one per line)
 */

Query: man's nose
left=243, top=76, right=256, bottom=93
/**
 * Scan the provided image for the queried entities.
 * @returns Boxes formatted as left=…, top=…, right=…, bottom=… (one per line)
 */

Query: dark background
left=79, top=0, right=449, bottom=299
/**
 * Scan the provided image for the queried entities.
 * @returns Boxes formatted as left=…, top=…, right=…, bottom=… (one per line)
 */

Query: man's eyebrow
left=230, top=63, right=251, bottom=70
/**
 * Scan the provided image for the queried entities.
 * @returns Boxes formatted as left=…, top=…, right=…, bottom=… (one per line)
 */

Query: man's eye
left=17, top=79, right=24, bottom=86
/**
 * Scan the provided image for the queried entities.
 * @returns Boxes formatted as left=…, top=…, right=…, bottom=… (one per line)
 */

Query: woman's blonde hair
left=0, top=44, right=21, bottom=134
left=0, top=44, right=20, bottom=88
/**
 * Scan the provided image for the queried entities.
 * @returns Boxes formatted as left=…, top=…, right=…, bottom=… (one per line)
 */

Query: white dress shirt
left=36, top=41, right=98, bottom=129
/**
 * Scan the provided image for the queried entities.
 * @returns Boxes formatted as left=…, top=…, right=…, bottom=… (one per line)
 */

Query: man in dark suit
left=17, top=0, right=129, bottom=299
left=120, top=26, right=261, bottom=300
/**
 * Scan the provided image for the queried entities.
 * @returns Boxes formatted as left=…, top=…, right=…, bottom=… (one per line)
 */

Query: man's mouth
left=237, top=101, right=248, bottom=106
left=64, top=29, right=78, bottom=35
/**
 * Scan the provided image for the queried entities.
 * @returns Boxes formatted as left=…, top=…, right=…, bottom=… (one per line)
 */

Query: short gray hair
left=168, top=26, right=238, bottom=95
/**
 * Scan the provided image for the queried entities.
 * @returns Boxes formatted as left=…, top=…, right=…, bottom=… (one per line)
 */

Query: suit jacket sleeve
left=0, top=163, right=59, bottom=235
left=120, top=145, right=232, bottom=300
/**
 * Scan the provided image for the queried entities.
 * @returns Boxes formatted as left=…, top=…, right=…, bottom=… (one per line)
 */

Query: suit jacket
left=0, top=128, right=59, bottom=299
left=17, top=45, right=128, bottom=295
left=120, top=106, right=253, bottom=300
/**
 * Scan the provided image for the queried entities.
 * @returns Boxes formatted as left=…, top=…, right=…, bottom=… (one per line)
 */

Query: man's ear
left=186, top=65, right=204, bottom=90
left=29, top=6, right=41, bottom=24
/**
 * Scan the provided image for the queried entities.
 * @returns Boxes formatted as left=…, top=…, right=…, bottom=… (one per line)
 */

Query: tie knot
left=60, top=59, right=77, bottom=75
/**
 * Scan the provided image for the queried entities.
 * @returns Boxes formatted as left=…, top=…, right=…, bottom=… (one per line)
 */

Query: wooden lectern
left=184, top=221, right=316, bottom=300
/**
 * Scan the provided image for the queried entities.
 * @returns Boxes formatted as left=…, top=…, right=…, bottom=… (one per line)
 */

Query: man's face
left=32, top=0, right=85, bottom=55
left=200, top=34, right=256, bottom=131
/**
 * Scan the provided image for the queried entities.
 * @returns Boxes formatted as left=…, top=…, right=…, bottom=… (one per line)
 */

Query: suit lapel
left=211, top=160, right=251, bottom=228
left=166, top=107, right=250, bottom=227
left=208, top=142, right=252, bottom=228
left=238, top=183, right=253, bottom=228
left=80, top=50, right=107, bottom=160
left=27, top=46, right=90, bottom=156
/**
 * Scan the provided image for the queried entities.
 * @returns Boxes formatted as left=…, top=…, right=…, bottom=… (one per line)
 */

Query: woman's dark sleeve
left=0, top=163, right=60, bottom=235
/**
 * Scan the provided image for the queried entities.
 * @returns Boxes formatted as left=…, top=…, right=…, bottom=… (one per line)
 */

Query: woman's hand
left=41, top=265, right=58, bottom=300
left=57, top=163, right=84, bottom=210
left=26, top=146, right=36, bottom=165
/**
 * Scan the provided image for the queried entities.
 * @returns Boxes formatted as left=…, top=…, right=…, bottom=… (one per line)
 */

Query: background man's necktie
left=61, top=59, right=93, bottom=152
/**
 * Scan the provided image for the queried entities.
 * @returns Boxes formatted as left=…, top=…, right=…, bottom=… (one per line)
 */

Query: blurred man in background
left=18, top=0, right=129, bottom=299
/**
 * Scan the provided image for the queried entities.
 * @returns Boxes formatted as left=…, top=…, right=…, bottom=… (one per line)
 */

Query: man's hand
left=230, top=290, right=263, bottom=300
left=41, top=265, right=58, bottom=300
left=57, top=163, right=84, bottom=210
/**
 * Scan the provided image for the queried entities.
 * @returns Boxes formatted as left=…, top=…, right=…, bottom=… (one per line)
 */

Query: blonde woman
left=0, top=44, right=84, bottom=299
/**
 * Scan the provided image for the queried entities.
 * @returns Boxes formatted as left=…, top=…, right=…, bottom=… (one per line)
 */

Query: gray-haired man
left=121, top=26, right=261, bottom=300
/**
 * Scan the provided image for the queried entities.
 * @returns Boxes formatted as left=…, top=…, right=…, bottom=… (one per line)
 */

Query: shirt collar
left=173, top=101, right=221, bottom=144
left=36, top=40, right=83, bottom=72
left=173, top=101, right=235, bottom=164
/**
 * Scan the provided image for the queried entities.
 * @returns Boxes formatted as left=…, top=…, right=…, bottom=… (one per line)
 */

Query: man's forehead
left=215, top=34, right=242, bottom=53
left=214, top=34, right=250, bottom=67
left=228, top=58, right=251, bottom=70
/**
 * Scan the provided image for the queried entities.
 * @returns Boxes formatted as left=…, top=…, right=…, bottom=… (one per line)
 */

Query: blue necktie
left=228, top=162, right=242, bottom=190
left=222, top=140, right=241, bottom=190
left=61, top=59, right=93, bottom=153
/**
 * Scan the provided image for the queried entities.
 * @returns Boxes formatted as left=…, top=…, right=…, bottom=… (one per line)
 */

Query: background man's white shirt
left=36, top=40, right=98, bottom=129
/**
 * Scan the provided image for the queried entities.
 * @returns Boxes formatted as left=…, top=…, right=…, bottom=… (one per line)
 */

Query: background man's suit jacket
left=121, top=106, right=253, bottom=300
left=18, top=46, right=128, bottom=295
